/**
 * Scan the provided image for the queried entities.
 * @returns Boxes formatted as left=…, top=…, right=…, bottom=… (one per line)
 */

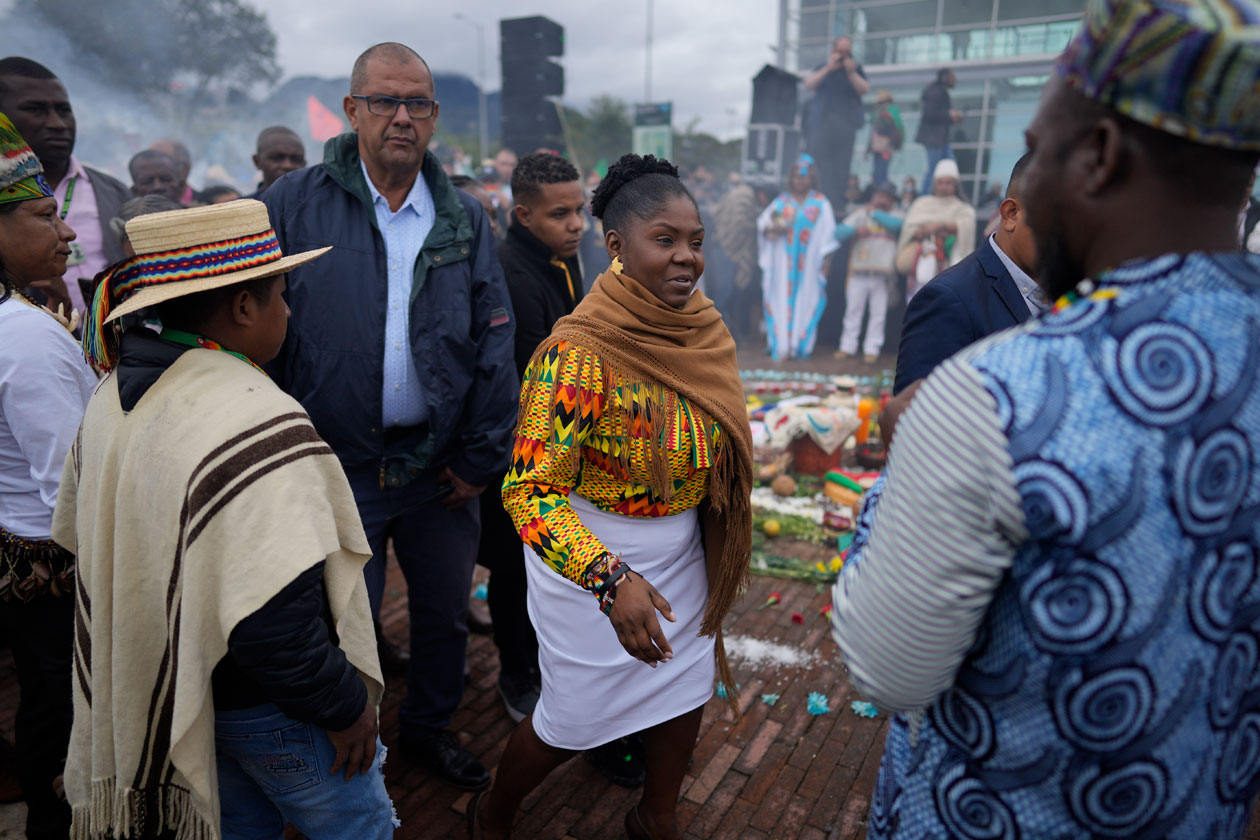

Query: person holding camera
left=803, top=37, right=870, bottom=211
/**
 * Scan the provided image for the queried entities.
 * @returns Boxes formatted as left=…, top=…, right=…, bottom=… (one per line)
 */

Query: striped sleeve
left=830, top=357, right=1026, bottom=713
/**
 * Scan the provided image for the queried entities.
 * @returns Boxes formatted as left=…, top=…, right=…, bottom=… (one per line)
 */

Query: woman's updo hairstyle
left=590, top=153, right=697, bottom=234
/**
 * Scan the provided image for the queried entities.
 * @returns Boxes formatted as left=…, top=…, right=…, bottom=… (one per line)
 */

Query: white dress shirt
left=989, top=234, right=1046, bottom=316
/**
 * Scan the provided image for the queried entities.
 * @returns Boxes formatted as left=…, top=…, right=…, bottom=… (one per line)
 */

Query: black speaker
left=501, top=58, right=564, bottom=98
left=750, top=64, right=801, bottom=127
left=500, top=16, right=563, bottom=59
left=741, top=124, right=800, bottom=182
left=502, top=100, right=562, bottom=152
left=499, top=15, right=565, bottom=153
left=502, top=103, right=562, bottom=134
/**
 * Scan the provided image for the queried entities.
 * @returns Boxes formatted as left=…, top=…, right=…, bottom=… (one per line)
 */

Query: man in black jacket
left=0, top=57, right=131, bottom=314
left=804, top=37, right=870, bottom=210
left=262, top=42, right=518, bottom=792
left=916, top=68, right=963, bottom=195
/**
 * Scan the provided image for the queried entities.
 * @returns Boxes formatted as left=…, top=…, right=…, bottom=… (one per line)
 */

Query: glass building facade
left=787, top=0, right=1085, bottom=203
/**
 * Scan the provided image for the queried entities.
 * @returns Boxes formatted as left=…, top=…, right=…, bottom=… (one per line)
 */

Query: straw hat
left=103, top=199, right=328, bottom=324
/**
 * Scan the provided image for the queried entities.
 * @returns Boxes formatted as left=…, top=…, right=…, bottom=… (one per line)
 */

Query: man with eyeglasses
left=261, top=41, right=517, bottom=794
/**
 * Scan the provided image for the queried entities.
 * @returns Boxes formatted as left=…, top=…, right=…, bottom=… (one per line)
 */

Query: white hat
left=933, top=158, right=961, bottom=182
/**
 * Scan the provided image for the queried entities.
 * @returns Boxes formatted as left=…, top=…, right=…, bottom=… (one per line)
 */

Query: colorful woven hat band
left=1057, top=0, right=1260, bottom=151
left=0, top=112, right=54, bottom=207
left=81, top=229, right=284, bottom=373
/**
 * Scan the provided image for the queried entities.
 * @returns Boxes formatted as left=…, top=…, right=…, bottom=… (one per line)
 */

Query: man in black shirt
left=803, top=37, right=870, bottom=210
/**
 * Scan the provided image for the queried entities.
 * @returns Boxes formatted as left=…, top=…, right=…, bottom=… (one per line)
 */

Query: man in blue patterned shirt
left=832, top=1, right=1260, bottom=837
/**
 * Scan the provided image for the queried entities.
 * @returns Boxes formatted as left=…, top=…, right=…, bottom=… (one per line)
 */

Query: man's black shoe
left=401, top=729, right=491, bottom=791
left=375, top=621, right=409, bottom=676
left=584, top=734, right=645, bottom=788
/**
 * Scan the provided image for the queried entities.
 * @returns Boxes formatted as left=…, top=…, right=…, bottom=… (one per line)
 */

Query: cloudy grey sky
left=259, top=0, right=779, bottom=139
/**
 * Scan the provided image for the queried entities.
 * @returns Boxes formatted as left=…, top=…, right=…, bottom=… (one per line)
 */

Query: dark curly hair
left=589, top=153, right=696, bottom=234
left=511, top=152, right=580, bottom=204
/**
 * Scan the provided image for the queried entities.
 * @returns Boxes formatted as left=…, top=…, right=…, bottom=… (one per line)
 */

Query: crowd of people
left=2, top=0, right=1260, bottom=837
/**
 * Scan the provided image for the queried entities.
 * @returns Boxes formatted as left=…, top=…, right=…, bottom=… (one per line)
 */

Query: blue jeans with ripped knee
left=214, top=704, right=397, bottom=840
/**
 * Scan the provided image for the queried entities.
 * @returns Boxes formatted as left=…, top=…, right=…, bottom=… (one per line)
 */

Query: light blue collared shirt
left=361, top=160, right=436, bottom=428
left=988, top=234, right=1046, bottom=316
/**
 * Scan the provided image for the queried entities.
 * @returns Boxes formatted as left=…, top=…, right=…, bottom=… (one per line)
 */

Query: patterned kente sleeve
left=501, top=342, right=621, bottom=595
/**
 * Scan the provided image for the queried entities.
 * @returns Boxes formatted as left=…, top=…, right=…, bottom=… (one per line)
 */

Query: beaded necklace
left=6, top=287, right=77, bottom=333
left=1048, top=278, right=1120, bottom=314
left=159, top=328, right=267, bottom=376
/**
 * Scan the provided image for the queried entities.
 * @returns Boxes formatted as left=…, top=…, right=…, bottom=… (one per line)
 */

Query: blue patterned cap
left=1058, top=0, right=1260, bottom=150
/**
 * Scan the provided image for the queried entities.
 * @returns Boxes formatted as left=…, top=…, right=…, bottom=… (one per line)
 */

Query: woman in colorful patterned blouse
left=471, top=154, right=754, bottom=840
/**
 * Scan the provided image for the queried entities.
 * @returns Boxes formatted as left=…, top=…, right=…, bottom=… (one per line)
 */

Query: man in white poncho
left=895, top=158, right=976, bottom=300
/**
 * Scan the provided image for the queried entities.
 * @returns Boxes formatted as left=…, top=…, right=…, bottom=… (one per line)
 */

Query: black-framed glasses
left=351, top=94, right=437, bottom=119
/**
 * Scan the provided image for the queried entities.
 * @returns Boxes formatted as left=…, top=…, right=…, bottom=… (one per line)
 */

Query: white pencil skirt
left=525, top=494, right=715, bottom=750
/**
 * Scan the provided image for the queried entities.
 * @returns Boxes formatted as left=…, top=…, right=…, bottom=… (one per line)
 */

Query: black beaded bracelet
left=596, top=567, right=632, bottom=616
left=582, top=552, right=633, bottom=616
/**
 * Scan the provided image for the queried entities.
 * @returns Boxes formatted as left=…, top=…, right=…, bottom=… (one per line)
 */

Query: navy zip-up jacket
left=262, top=134, right=518, bottom=487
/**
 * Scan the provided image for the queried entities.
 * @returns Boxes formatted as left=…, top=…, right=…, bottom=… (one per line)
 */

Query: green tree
left=672, top=125, right=743, bottom=182
left=565, top=95, right=632, bottom=173
left=14, top=0, right=279, bottom=96
left=174, top=0, right=280, bottom=106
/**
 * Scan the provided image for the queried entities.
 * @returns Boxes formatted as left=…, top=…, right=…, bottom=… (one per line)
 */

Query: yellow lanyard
left=550, top=257, right=576, bottom=302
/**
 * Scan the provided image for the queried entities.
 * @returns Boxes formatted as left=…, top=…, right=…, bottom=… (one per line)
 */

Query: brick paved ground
left=0, top=350, right=1257, bottom=837
left=376, top=547, right=893, bottom=840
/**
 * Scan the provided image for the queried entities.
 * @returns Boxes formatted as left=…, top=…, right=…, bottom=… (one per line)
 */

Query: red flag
left=307, top=96, right=345, bottom=142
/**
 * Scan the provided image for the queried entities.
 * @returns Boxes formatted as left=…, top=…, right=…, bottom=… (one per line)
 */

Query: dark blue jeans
left=215, top=704, right=395, bottom=839
left=922, top=145, right=953, bottom=194
left=348, top=468, right=480, bottom=733
left=872, top=154, right=891, bottom=190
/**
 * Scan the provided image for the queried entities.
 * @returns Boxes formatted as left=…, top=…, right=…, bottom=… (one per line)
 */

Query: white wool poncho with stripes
left=52, top=347, right=382, bottom=840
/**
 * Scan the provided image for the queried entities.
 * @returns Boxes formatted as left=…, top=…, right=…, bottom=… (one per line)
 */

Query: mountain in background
left=265, top=72, right=501, bottom=156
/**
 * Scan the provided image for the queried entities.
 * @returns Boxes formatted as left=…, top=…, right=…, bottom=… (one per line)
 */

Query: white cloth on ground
left=526, top=494, right=714, bottom=750
left=762, top=400, right=861, bottom=455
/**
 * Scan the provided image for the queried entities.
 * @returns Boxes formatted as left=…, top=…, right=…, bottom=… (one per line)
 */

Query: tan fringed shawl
left=52, top=349, right=382, bottom=840
left=523, top=260, right=754, bottom=712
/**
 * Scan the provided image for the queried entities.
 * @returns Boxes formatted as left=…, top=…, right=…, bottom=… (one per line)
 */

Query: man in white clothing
left=836, top=182, right=902, bottom=362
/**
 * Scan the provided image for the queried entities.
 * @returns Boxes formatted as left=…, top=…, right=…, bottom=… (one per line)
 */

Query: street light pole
left=645, top=0, right=653, bottom=102
left=454, top=13, right=489, bottom=164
